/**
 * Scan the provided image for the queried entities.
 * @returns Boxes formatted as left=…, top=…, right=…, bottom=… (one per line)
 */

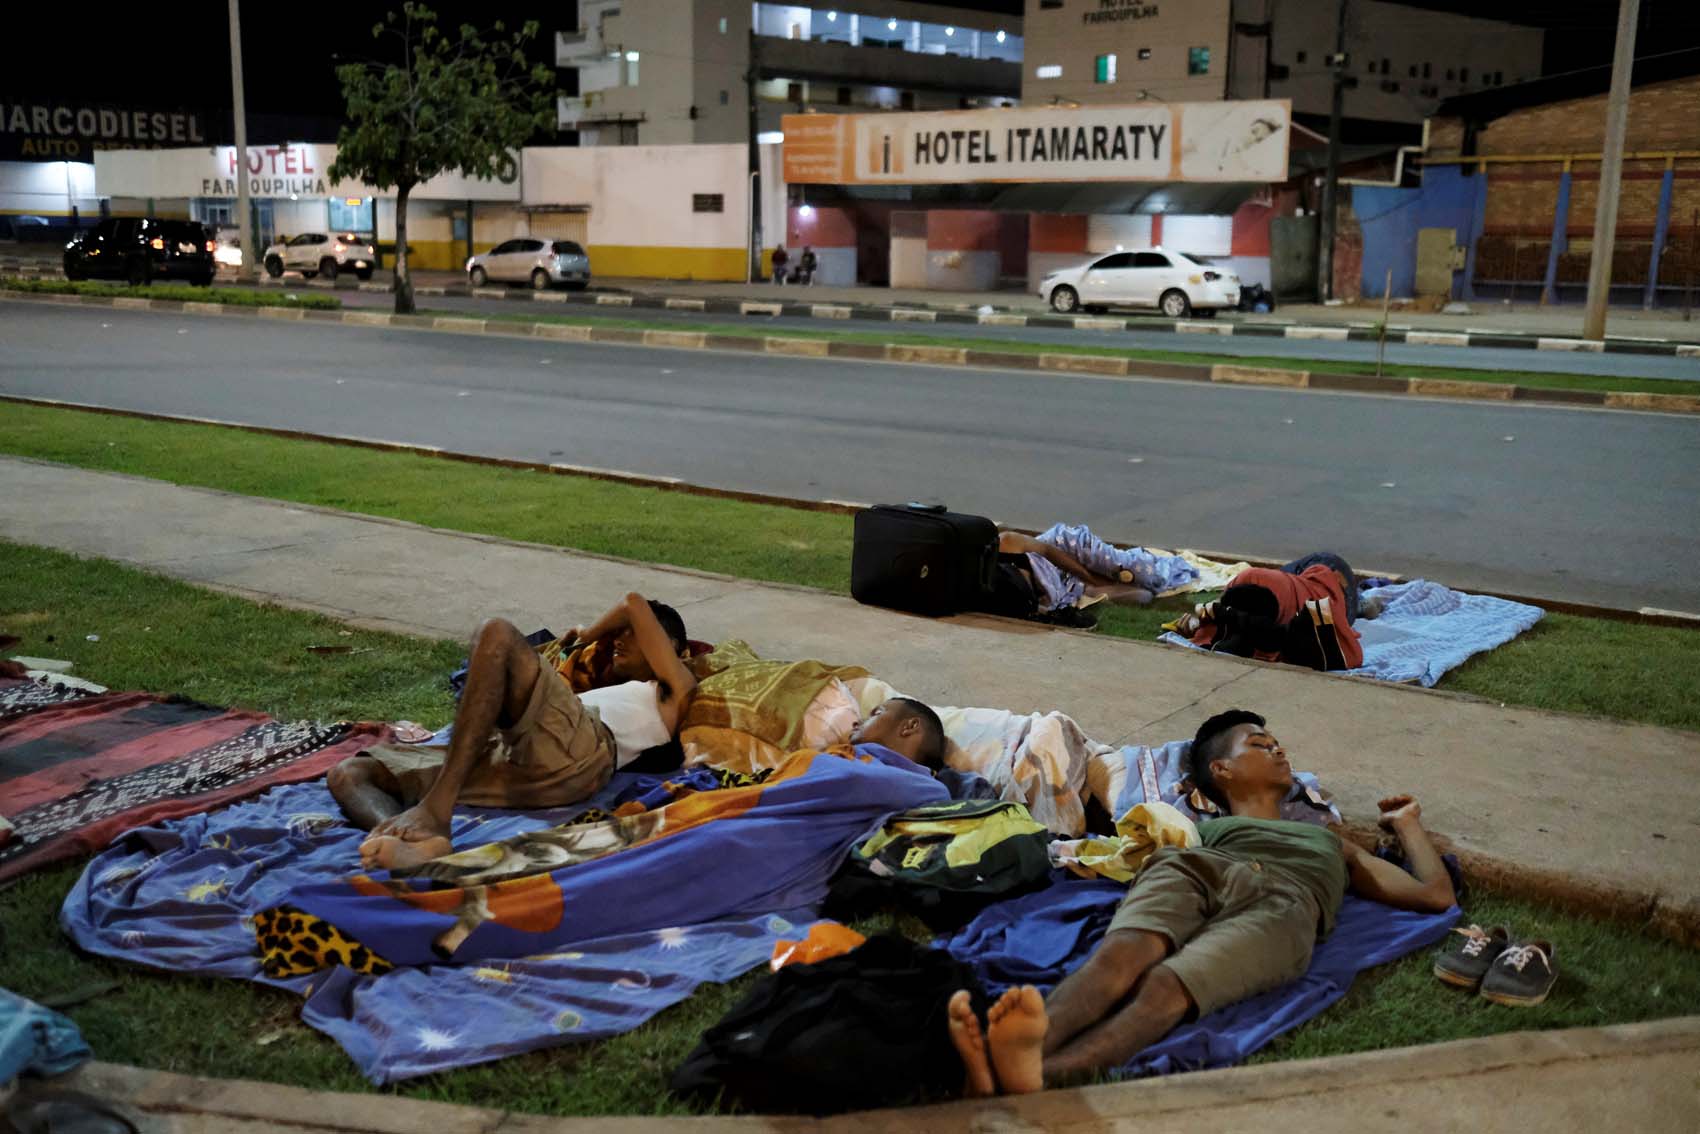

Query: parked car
left=262, top=232, right=376, bottom=280
left=212, top=226, right=244, bottom=269
left=1038, top=249, right=1240, bottom=317
left=465, top=238, right=591, bottom=290
left=62, top=217, right=215, bottom=286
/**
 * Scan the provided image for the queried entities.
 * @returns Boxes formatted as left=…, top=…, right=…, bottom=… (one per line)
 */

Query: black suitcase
left=850, top=503, right=998, bottom=616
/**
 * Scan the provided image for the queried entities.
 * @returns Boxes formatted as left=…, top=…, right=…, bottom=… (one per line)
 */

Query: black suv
left=63, top=218, right=216, bottom=287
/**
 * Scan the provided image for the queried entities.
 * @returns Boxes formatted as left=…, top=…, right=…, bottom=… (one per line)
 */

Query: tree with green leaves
left=330, top=3, right=554, bottom=314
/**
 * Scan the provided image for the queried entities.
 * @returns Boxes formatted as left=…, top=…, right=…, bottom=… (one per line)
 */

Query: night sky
left=5, top=0, right=1693, bottom=128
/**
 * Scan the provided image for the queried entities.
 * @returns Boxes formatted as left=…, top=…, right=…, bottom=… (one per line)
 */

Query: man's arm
left=1341, top=796, right=1456, bottom=913
left=621, top=593, right=697, bottom=730
left=997, top=532, right=1110, bottom=586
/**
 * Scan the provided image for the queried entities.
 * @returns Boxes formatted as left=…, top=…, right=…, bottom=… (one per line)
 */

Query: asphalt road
left=327, top=287, right=1700, bottom=383
left=4, top=300, right=1699, bottom=611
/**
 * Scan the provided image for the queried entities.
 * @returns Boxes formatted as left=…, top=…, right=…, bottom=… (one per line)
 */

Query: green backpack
left=828, top=799, right=1053, bottom=928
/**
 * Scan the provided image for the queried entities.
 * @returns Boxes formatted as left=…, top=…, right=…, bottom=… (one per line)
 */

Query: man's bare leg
left=947, top=990, right=995, bottom=1098
left=986, top=987, right=1048, bottom=1094
left=1082, top=583, right=1155, bottom=607
left=357, top=619, right=543, bottom=863
left=1041, top=965, right=1192, bottom=1084
left=327, top=755, right=406, bottom=831
left=1041, top=930, right=1168, bottom=1055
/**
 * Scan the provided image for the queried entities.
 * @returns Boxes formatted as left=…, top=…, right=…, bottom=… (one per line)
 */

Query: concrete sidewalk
left=4, top=455, right=1698, bottom=939
left=27, top=1016, right=1700, bottom=1132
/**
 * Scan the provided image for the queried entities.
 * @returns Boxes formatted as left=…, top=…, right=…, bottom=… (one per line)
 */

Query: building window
left=719, top=16, right=727, bottom=34
left=1407, top=63, right=1417, bottom=77
left=1380, top=57, right=1390, bottom=74
left=692, top=194, right=724, bottom=213
left=1423, top=61, right=1432, bottom=78
left=787, top=81, right=804, bottom=102
left=625, top=52, right=639, bottom=86
left=719, top=89, right=729, bottom=104
left=1296, top=50, right=1307, bottom=64
left=1446, top=67, right=1455, bottom=80
left=1095, top=54, right=1116, bottom=83
left=900, top=90, right=915, bottom=109
left=1041, top=0, right=1064, bottom=7
left=1137, top=47, right=1151, bottom=61
left=1188, top=46, right=1209, bottom=75
left=1493, top=70, right=1504, bottom=85
left=1459, top=66, right=1469, bottom=82
left=1035, top=64, right=1062, bottom=79
left=837, top=85, right=851, bottom=104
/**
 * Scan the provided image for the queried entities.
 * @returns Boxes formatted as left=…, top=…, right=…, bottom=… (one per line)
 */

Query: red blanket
left=0, top=679, right=388, bottom=883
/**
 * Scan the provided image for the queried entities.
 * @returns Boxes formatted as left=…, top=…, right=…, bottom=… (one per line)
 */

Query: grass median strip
left=461, top=308, right=1700, bottom=400
left=2, top=402, right=1698, bottom=730
left=2, top=278, right=342, bottom=309
left=2, top=540, right=1696, bottom=1117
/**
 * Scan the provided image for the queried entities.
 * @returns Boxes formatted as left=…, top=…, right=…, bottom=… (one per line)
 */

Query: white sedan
left=1039, top=249, right=1240, bottom=317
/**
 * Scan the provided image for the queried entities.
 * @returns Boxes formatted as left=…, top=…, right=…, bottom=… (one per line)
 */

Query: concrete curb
left=8, top=262, right=1697, bottom=353
left=42, top=1016, right=1700, bottom=1130
left=7, top=287, right=1700, bottom=425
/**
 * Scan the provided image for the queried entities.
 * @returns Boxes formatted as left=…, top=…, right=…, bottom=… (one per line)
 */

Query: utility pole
left=1315, top=0, right=1348, bottom=302
left=1582, top=0, right=1640, bottom=340
left=228, top=0, right=254, bottom=283
left=745, top=29, right=763, bottom=284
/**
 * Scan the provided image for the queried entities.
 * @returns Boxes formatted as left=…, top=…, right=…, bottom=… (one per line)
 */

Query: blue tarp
left=1162, top=579, right=1544, bottom=687
left=58, top=758, right=943, bottom=1084
left=943, top=873, right=1459, bottom=1076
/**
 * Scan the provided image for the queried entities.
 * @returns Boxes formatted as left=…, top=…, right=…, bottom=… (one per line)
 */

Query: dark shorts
left=1107, top=846, right=1320, bottom=1018
left=1283, top=551, right=1359, bottom=623
left=365, top=669, right=616, bottom=809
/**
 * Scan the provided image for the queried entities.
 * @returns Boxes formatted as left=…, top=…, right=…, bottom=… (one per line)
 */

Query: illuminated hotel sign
left=783, top=101, right=1290, bottom=185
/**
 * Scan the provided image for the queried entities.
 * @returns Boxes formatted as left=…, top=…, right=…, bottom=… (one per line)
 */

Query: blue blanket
left=59, top=759, right=941, bottom=1083
left=1161, top=579, right=1543, bottom=686
left=943, top=874, right=1458, bottom=1076
left=1, top=988, right=89, bottom=1082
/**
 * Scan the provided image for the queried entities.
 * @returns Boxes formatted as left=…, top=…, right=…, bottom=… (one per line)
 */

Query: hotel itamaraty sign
left=783, top=101, right=1290, bottom=187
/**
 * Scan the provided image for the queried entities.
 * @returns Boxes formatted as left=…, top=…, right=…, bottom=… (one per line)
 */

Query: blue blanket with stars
left=59, top=769, right=905, bottom=1083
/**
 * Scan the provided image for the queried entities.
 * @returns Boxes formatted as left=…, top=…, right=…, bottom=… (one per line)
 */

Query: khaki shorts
left=1107, top=846, right=1320, bottom=1018
left=366, top=669, right=616, bottom=809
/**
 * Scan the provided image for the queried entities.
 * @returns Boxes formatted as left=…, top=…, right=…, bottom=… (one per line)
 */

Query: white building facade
left=558, top=0, right=1024, bottom=146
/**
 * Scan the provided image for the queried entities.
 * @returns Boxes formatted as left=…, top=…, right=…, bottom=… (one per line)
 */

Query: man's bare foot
left=359, top=833, right=453, bottom=872
left=947, top=990, right=995, bottom=1098
left=986, top=985, right=1048, bottom=1095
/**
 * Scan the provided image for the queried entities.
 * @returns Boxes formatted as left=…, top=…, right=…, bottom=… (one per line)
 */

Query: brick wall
left=1475, top=75, right=1700, bottom=155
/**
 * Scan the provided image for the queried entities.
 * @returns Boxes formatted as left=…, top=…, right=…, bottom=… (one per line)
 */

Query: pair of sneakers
left=1433, top=924, right=1557, bottom=1006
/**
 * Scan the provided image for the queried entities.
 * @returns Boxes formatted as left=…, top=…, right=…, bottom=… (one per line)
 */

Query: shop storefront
left=780, top=99, right=1293, bottom=290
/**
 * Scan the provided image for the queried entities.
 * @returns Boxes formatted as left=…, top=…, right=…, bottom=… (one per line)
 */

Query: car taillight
left=150, top=238, right=165, bottom=250
left=205, top=240, right=216, bottom=252
left=1203, top=271, right=1221, bottom=281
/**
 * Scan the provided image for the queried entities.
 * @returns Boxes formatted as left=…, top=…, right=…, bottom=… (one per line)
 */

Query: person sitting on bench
left=328, top=593, right=696, bottom=870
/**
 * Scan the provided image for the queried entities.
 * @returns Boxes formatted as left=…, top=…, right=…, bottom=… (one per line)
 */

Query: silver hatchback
left=466, top=238, right=591, bottom=290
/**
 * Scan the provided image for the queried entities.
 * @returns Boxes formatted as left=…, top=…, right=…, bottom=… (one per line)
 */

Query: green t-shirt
left=1200, top=816, right=1348, bottom=933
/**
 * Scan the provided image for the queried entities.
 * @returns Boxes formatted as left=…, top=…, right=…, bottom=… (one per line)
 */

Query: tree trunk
left=393, top=181, right=416, bottom=315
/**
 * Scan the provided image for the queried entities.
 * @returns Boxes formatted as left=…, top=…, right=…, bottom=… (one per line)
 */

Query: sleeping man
left=948, top=709, right=1456, bottom=1096
left=328, top=592, right=696, bottom=870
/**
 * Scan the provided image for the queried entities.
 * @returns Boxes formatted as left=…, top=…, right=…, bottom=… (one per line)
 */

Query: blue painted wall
left=1352, top=165, right=1484, bottom=298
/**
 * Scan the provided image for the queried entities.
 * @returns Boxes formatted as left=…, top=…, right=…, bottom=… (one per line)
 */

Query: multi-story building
left=1022, top=0, right=1542, bottom=131
left=557, top=0, right=1024, bottom=146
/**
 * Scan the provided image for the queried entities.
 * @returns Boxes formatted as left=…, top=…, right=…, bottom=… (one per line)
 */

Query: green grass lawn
left=464, top=309, right=1700, bottom=399
left=3, top=401, right=1697, bottom=731
left=3, top=541, right=1696, bottom=1116
left=1, top=278, right=342, bottom=309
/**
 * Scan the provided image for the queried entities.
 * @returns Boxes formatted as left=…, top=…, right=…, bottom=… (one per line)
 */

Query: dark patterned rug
left=0, top=678, right=389, bottom=883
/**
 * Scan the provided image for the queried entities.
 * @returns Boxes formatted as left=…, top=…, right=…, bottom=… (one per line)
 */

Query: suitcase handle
left=904, top=501, right=947, bottom=513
